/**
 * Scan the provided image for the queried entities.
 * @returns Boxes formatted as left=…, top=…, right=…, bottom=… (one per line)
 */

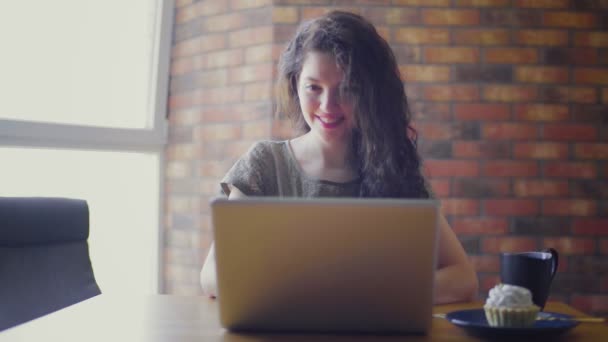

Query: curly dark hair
left=275, top=11, right=429, bottom=199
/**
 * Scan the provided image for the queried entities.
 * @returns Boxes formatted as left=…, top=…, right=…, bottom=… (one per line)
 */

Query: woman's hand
left=200, top=244, right=218, bottom=299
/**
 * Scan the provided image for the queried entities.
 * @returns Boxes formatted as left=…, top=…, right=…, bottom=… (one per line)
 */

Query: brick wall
left=166, top=0, right=608, bottom=316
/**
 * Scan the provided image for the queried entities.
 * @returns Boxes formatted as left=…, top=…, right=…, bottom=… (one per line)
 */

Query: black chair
left=0, top=197, right=101, bottom=331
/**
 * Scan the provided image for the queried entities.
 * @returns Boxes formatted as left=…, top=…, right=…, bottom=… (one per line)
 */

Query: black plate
left=444, top=309, right=579, bottom=338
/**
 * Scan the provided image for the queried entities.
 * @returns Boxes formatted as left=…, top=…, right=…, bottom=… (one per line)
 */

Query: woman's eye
left=305, top=84, right=321, bottom=91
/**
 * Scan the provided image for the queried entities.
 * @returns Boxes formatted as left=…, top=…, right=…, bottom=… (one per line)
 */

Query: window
left=0, top=0, right=174, bottom=294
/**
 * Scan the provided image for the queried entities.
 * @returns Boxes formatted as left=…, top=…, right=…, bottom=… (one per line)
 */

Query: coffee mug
left=500, top=248, right=559, bottom=310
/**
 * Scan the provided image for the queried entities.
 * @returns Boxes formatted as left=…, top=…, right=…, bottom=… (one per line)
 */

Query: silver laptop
left=210, top=197, right=440, bottom=334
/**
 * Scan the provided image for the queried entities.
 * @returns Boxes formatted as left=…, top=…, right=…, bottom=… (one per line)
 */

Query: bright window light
left=0, top=147, right=160, bottom=294
left=0, top=0, right=157, bottom=129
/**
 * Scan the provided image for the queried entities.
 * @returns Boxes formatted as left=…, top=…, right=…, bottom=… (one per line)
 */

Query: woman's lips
left=315, top=114, right=344, bottom=129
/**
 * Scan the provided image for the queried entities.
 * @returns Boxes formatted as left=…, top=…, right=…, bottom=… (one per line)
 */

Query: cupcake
left=484, top=284, right=540, bottom=328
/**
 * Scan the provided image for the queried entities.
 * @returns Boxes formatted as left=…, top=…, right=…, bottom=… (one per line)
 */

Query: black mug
left=500, top=248, right=559, bottom=310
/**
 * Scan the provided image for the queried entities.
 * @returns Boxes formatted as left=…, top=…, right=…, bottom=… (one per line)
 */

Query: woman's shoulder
left=245, top=140, right=289, bottom=160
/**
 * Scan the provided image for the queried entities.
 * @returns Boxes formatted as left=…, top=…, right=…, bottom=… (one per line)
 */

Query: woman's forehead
left=299, top=51, right=344, bottom=83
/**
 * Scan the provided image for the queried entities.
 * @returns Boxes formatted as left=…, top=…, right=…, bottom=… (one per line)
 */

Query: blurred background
left=2, top=0, right=607, bottom=317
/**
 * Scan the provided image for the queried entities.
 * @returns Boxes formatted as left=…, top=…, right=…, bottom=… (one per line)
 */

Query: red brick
left=424, top=47, right=480, bottom=64
left=244, top=82, right=272, bottom=102
left=453, top=29, right=510, bottom=45
left=202, top=12, right=248, bottom=32
left=429, top=179, right=451, bottom=197
left=574, top=68, right=608, bottom=85
left=230, top=0, right=272, bottom=10
left=424, top=85, right=480, bottom=102
left=422, top=9, right=480, bottom=25
left=245, top=45, right=273, bottom=63
left=541, top=87, right=598, bottom=104
left=470, top=255, right=500, bottom=273
left=453, top=178, right=511, bottom=197
left=543, top=124, right=598, bottom=141
left=272, top=7, right=299, bottom=24
left=393, top=0, right=450, bottom=5
left=242, top=120, right=270, bottom=139
left=572, top=219, right=608, bottom=235
left=482, top=237, right=538, bottom=253
left=441, top=199, right=480, bottom=216
left=425, top=160, right=480, bottom=177
left=199, top=160, right=232, bottom=177
left=544, top=47, right=598, bottom=65
left=169, top=108, right=202, bottom=126
left=513, top=143, right=569, bottom=159
left=513, top=180, right=569, bottom=197
left=514, top=104, right=569, bottom=121
left=543, top=12, right=598, bottom=29
left=415, top=123, right=456, bottom=140
left=400, top=65, right=451, bottom=83
left=575, top=143, right=608, bottom=159
left=485, top=48, right=538, bottom=64
left=601, top=240, right=608, bottom=254
left=543, top=199, right=597, bottom=216
left=228, top=26, right=273, bottom=47
left=229, top=63, right=273, bottom=83
left=452, top=141, right=510, bottom=159
left=175, top=0, right=193, bottom=8
left=363, top=8, right=419, bottom=25
left=543, top=161, right=597, bottom=179
left=485, top=199, right=540, bottom=216
left=542, top=238, right=596, bottom=255
left=454, top=104, right=511, bottom=121
left=166, top=161, right=192, bottom=179
left=515, top=0, right=569, bottom=8
left=394, top=28, right=450, bottom=44
left=571, top=295, right=608, bottom=315
left=273, top=24, right=298, bottom=43
left=172, top=35, right=227, bottom=58
left=411, top=103, right=451, bottom=121
left=451, top=217, right=509, bottom=235
left=194, top=123, right=241, bottom=142
left=483, top=161, right=539, bottom=177
left=514, top=30, right=568, bottom=46
left=166, top=143, right=201, bottom=162
left=482, top=123, right=538, bottom=140
left=455, top=0, right=510, bottom=6
left=170, top=56, right=202, bottom=76
left=175, top=1, right=228, bottom=23
left=205, top=49, right=244, bottom=69
left=483, top=86, right=538, bottom=102
left=575, top=32, right=608, bottom=48
left=515, top=66, right=569, bottom=84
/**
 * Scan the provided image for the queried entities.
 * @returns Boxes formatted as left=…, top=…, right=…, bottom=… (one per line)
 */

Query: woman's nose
left=320, top=90, right=340, bottom=112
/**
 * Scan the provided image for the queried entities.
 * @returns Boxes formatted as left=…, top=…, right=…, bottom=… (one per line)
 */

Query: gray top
left=221, top=140, right=361, bottom=197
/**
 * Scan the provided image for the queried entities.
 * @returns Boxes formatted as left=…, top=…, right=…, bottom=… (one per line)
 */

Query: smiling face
left=297, top=51, right=355, bottom=146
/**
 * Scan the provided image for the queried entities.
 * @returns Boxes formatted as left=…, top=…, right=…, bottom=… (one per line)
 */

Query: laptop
left=210, top=197, right=440, bottom=334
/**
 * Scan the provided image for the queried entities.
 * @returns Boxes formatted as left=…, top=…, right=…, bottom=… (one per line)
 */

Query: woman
left=201, top=11, right=478, bottom=304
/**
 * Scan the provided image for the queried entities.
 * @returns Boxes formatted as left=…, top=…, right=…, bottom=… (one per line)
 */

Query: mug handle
left=543, top=248, right=559, bottom=280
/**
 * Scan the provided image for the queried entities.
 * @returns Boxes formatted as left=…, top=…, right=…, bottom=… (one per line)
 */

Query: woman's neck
left=290, top=132, right=358, bottom=182
left=302, top=132, right=352, bottom=168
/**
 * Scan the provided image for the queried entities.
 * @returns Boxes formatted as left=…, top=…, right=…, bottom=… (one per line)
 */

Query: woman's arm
left=200, top=187, right=247, bottom=298
left=433, top=214, right=479, bottom=304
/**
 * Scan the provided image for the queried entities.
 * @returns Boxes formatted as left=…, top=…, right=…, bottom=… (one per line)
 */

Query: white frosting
left=485, top=284, right=534, bottom=308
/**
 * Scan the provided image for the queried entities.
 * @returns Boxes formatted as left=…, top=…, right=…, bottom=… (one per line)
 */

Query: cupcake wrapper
left=484, top=305, right=540, bottom=328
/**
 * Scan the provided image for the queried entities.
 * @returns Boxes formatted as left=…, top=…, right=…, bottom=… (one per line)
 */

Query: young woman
left=200, top=11, right=478, bottom=304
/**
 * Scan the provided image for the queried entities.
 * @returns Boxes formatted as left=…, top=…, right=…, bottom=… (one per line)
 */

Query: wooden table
left=1, top=295, right=605, bottom=341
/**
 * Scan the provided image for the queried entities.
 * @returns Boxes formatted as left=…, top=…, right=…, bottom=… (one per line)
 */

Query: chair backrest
left=0, top=197, right=101, bottom=331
